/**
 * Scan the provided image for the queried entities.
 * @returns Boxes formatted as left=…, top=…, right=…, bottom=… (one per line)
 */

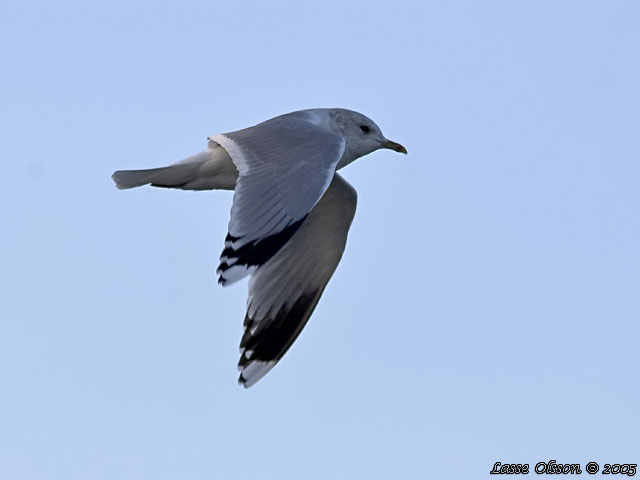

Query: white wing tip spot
left=218, top=264, right=256, bottom=286
left=239, top=360, right=277, bottom=388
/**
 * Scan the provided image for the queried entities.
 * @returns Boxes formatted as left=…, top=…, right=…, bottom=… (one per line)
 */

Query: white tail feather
left=111, top=147, right=238, bottom=191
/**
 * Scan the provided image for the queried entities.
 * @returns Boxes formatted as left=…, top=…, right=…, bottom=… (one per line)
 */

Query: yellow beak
left=381, top=139, right=408, bottom=154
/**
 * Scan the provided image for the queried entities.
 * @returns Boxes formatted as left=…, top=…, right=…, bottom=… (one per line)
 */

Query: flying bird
left=112, top=108, right=407, bottom=387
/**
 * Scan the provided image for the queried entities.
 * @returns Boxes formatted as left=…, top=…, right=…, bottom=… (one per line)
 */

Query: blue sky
left=1, top=1, right=638, bottom=478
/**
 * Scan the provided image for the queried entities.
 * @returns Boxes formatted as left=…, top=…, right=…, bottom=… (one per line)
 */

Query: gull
left=112, top=108, right=407, bottom=388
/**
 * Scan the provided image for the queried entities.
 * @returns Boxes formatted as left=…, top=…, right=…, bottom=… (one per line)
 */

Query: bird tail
left=112, top=163, right=201, bottom=190
left=111, top=147, right=237, bottom=190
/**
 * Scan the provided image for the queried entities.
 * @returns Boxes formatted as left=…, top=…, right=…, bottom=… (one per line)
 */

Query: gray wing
left=211, top=114, right=346, bottom=285
left=236, top=174, right=357, bottom=388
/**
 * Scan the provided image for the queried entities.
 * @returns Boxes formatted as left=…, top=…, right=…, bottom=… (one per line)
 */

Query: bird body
left=113, top=108, right=406, bottom=387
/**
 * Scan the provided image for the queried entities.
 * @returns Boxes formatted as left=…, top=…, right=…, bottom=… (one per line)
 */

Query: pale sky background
left=1, top=1, right=639, bottom=479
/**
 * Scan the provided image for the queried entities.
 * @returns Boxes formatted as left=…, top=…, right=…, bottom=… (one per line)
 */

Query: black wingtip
left=217, top=216, right=308, bottom=284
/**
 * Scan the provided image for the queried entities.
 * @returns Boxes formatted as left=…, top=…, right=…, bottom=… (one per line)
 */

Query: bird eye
left=360, top=125, right=370, bottom=133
